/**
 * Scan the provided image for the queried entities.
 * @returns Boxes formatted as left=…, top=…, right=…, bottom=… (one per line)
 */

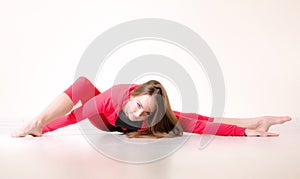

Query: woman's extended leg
left=12, top=76, right=100, bottom=137
left=12, top=93, right=74, bottom=137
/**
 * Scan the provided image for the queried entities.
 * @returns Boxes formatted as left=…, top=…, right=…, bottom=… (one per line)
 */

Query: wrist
left=244, top=129, right=249, bottom=136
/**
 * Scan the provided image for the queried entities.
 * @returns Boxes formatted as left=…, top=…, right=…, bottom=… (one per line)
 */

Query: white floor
left=1, top=118, right=300, bottom=179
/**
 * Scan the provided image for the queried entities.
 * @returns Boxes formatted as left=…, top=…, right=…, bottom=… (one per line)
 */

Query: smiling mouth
left=131, top=116, right=139, bottom=121
left=128, top=114, right=137, bottom=121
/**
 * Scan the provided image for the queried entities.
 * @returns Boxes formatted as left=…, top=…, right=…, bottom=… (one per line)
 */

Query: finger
left=259, top=131, right=279, bottom=137
left=247, top=131, right=279, bottom=137
left=265, top=132, right=279, bottom=137
left=246, top=133, right=261, bottom=137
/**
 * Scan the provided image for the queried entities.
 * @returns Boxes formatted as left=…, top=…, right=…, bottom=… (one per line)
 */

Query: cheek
left=129, top=101, right=138, bottom=112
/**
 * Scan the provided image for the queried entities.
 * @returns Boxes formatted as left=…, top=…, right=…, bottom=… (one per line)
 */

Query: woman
left=12, top=76, right=291, bottom=138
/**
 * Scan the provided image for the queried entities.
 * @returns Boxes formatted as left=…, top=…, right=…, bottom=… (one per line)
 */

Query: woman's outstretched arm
left=213, top=116, right=291, bottom=136
left=11, top=93, right=74, bottom=137
left=173, top=111, right=291, bottom=136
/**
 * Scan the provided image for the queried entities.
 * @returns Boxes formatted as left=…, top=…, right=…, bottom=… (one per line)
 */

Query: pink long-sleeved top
left=42, top=77, right=246, bottom=136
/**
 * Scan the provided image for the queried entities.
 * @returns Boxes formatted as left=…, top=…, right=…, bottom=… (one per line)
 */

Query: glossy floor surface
left=1, top=118, right=299, bottom=179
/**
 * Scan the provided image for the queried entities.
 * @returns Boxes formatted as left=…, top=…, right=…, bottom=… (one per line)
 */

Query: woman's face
left=124, top=94, right=156, bottom=121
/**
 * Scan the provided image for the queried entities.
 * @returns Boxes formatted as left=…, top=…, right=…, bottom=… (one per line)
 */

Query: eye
left=137, top=103, right=141, bottom=108
left=146, top=112, right=151, bottom=115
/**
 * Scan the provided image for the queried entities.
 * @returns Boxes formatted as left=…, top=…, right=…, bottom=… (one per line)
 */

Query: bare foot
left=254, top=116, right=292, bottom=132
left=11, top=119, right=44, bottom=137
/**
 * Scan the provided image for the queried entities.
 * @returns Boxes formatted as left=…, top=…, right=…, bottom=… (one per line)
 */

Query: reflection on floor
left=0, top=118, right=299, bottom=179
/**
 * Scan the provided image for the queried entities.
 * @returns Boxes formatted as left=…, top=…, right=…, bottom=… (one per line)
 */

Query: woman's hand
left=245, top=128, right=279, bottom=137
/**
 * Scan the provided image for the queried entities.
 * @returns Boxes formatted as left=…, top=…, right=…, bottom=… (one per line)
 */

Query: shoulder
left=110, top=83, right=140, bottom=93
left=109, top=83, right=140, bottom=108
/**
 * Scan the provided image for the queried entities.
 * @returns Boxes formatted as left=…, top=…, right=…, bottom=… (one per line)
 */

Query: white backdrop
left=0, top=0, right=299, bottom=121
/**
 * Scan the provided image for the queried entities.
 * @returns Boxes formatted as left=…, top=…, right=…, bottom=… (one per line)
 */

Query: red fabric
left=42, top=76, right=246, bottom=136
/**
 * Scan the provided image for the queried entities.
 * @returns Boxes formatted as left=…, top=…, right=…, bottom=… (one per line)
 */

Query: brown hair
left=125, top=80, right=183, bottom=138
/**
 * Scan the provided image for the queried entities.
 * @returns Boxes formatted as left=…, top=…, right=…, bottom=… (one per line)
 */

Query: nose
left=135, top=109, right=145, bottom=118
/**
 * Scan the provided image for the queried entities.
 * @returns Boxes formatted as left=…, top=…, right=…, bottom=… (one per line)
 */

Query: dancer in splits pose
left=12, top=76, right=291, bottom=138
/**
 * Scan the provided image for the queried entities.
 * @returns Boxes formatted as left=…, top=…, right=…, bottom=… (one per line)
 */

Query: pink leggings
left=42, top=77, right=243, bottom=136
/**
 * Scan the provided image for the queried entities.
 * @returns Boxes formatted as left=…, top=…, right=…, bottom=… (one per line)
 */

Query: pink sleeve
left=173, top=111, right=246, bottom=136
left=172, top=110, right=214, bottom=122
